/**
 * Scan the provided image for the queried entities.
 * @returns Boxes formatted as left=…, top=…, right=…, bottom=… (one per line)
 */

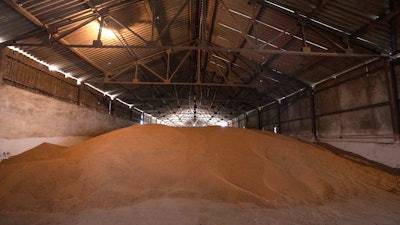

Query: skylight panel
left=217, top=35, right=229, bottom=41
left=228, top=9, right=252, bottom=19
left=256, top=20, right=285, bottom=33
left=247, top=34, right=279, bottom=48
left=263, top=75, right=280, bottom=83
left=292, top=36, right=328, bottom=50
left=212, top=54, right=230, bottom=62
left=356, top=37, right=378, bottom=46
left=272, top=68, right=282, bottom=74
left=218, top=23, right=242, bottom=33
left=210, top=61, right=226, bottom=69
left=310, top=18, right=350, bottom=35
left=232, top=63, right=247, bottom=70
left=264, top=1, right=295, bottom=13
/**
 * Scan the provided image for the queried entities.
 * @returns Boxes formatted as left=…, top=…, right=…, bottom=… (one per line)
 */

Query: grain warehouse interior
left=0, top=0, right=400, bottom=224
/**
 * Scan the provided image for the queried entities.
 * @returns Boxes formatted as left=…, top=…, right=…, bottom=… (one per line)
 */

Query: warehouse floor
left=2, top=194, right=400, bottom=225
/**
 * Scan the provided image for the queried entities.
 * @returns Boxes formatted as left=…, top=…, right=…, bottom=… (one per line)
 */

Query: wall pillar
left=245, top=113, right=249, bottom=128
left=309, top=88, right=318, bottom=141
left=77, top=84, right=82, bottom=106
left=0, top=46, right=5, bottom=84
left=108, top=99, right=113, bottom=115
left=391, top=0, right=400, bottom=54
left=257, top=108, right=262, bottom=130
left=389, top=0, right=400, bottom=142
left=386, top=60, right=400, bottom=142
left=277, top=102, right=281, bottom=134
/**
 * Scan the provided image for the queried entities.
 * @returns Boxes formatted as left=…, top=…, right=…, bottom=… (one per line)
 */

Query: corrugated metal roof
left=1, top=0, right=395, bottom=125
left=0, top=2, right=39, bottom=43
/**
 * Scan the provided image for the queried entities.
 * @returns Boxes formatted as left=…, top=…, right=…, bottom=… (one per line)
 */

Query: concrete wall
left=0, top=47, right=139, bottom=160
left=261, top=103, right=279, bottom=132
left=0, top=84, right=134, bottom=159
left=315, top=60, right=394, bottom=142
left=280, top=92, right=313, bottom=139
left=246, top=110, right=259, bottom=129
left=240, top=59, right=400, bottom=167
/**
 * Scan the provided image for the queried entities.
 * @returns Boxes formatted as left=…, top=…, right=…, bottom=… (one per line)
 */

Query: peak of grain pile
left=0, top=125, right=399, bottom=216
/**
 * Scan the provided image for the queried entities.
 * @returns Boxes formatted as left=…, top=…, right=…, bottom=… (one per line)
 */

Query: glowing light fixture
left=101, top=27, right=115, bottom=39
left=92, top=21, right=115, bottom=39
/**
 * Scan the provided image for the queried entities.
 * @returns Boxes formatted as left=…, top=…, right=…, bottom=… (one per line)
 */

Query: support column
left=277, top=101, right=281, bottom=134
left=245, top=113, right=249, bottom=129
left=0, top=46, right=5, bottom=85
left=130, top=108, right=133, bottom=121
left=108, top=99, right=113, bottom=115
left=310, top=88, right=318, bottom=141
left=389, top=0, right=400, bottom=142
left=257, top=108, right=262, bottom=130
left=77, top=84, right=82, bottom=106
left=386, top=60, right=400, bottom=142
left=391, top=0, right=400, bottom=54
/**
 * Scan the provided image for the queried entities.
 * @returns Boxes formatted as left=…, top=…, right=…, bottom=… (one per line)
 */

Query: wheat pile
left=0, top=124, right=399, bottom=224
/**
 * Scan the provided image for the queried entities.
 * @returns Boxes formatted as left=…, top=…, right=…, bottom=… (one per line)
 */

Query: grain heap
left=0, top=124, right=399, bottom=224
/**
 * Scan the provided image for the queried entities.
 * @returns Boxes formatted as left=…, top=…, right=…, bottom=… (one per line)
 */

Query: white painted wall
left=324, top=141, right=400, bottom=168
left=0, top=84, right=134, bottom=160
left=0, top=136, right=90, bottom=160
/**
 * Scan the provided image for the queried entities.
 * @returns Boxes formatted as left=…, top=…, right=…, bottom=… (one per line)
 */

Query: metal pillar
left=258, top=108, right=263, bottom=130
left=277, top=102, right=281, bottom=134
left=0, top=47, right=5, bottom=84
left=108, top=99, right=113, bottom=115
left=309, top=88, right=318, bottom=141
left=389, top=0, right=400, bottom=142
left=386, top=60, right=400, bottom=142
left=77, top=84, right=82, bottom=106
left=391, top=0, right=400, bottom=54
left=245, top=113, right=249, bottom=129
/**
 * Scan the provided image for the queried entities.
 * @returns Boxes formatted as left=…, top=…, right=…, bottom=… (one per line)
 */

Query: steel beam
left=261, top=0, right=330, bottom=67
left=254, top=0, right=387, bottom=54
left=108, top=15, right=148, bottom=44
left=13, top=43, right=389, bottom=58
left=51, top=16, right=99, bottom=42
left=352, top=7, right=400, bottom=39
left=4, top=0, right=44, bottom=27
left=219, top=0, right=259, bottom=48
left=10, top=43, right=386, bottom=57
left=98, top=80, right=256, bottom=87
left=155, top=0, right=190, bottom=44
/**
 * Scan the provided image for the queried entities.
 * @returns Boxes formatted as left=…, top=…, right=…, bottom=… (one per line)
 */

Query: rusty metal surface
left=1, top=0, right=395, bottom=126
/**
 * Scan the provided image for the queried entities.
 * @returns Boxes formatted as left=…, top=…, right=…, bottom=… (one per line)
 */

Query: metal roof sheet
left=1, top=0, right=395, bottom=125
